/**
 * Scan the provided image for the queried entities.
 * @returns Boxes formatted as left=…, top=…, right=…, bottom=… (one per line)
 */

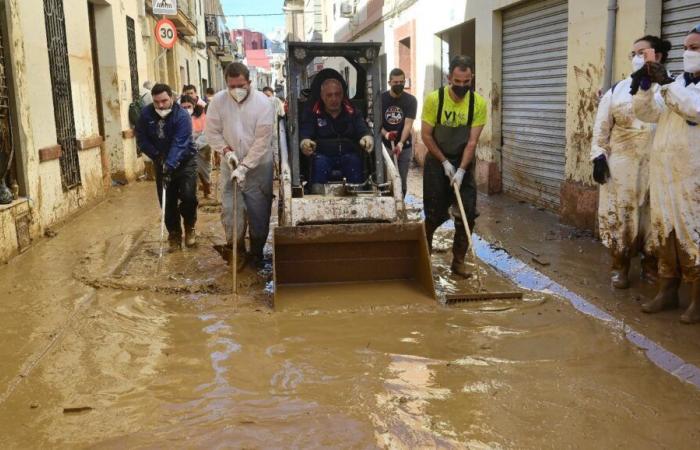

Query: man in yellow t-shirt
left=420, top=55, right=487, bottom=277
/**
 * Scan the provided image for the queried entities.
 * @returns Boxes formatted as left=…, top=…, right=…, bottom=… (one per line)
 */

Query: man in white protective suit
left=591, top=35, right=670, bottom=289
left=206, top=62, right=275, bottom=271
left=632, top=25, right=700, bottom=324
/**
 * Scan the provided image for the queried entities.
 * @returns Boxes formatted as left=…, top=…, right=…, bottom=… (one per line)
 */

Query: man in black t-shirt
left=381, top=68, right=417, bottom=198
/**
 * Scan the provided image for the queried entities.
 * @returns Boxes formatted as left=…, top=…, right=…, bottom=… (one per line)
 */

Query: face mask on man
left=156, top=108, right=172, bottom=118
left=391, top=84, right=405, bottom=95
left=229, top=87, right=249, bottom=103
left=683, top=50, right=700, bottom=74
left=632, top=54, right=645, bottom=72
left=451, top=84, right=471, bottom=98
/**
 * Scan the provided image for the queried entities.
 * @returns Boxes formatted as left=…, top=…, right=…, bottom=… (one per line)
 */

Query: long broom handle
left=232, top=181, right=237, bottom=296
left=157, top=185, right=167, bottom=272
left=452, top=182, right=482, bottom=289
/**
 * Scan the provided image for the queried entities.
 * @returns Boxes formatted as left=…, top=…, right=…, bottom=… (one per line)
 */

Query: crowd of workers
left=132, top=24, right=700, bottom=325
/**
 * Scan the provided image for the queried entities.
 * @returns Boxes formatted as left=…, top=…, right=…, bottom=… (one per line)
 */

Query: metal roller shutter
left=501, top=0, right=568, bottom=209
left=662, top=0, right=700, bottom=76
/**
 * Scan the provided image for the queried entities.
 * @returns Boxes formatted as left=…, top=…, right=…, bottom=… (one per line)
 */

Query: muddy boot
left=640, top=253, right=658, bottom=284
left=184, top=226, right=196, bottom=247
left=641, top=277, right=680, bottom=313
left=611, top=251, right=631, bottom=289
left=168, top=232, right=182, bottom=252
left=681, top=281, right=700, bottom=324
left=450, top=223, right=472, bottom=278
left=213, top=244, right=247, bottom=272
left=202, top=182, right=211, bottom=199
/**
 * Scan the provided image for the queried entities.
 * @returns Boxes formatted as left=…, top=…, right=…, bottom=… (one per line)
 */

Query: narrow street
left=1, top=173, right=699, bottom=449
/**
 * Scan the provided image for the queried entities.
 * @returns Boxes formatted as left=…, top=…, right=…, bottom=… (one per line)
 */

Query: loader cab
left=284, top=42, right=385, bottom=198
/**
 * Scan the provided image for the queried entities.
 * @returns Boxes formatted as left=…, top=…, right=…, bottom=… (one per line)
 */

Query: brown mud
left=1, top=178, right=700, bottom=448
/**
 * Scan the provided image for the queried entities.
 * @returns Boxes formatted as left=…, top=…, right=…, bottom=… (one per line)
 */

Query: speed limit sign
left=154, top=18, right=177, bottom=49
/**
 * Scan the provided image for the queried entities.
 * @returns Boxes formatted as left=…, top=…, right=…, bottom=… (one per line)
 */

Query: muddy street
left=1, top=179, right=700, bottom=449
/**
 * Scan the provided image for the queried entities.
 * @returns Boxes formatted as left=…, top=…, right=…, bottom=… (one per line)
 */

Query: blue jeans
left=311, top=151, right=364, bottom=184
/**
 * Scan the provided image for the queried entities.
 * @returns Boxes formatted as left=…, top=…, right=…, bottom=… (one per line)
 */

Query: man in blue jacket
left=136, top=83, right=198, bottom=250
left=299, top=76, right=373, bottom=190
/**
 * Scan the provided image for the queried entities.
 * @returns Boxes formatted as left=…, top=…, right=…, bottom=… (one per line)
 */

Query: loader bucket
left=273, top=222, right=436, bottom=309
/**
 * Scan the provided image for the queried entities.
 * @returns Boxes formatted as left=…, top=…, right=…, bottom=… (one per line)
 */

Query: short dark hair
left=635, top=35, right=673, bottom=64
left=206, top=87, right=215, bottom=95
left=449, top=55, right=474, bottom=75
left=183, top=84, right=197, bottom=93
left=224, top=62, right=250, bottom=81
left=179, top=94, right=196, bottom=106
left=151, top=83, right=173, bottom=97
left=389, top=68, right=405, bottom=79
left=262, top=86, right=273, bottom=94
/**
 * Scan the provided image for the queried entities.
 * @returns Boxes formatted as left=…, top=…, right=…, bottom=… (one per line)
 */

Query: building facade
left=328, top=0, right=700, bottom=230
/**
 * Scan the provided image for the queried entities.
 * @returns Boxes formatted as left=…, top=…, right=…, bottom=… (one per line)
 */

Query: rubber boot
left=184, top=226, right=196, bottom=247
left=450, top=221, right=472, bottom=278
left=168, top=232, right=182, bottom=252
left=641, top=277, right=680, bottom=313
left=610, top=251, right=631, bottom=289
left=680, top=281, right=700, bottom=324
left=640, top=253, right=658, bottom=284
left=213, top=243, right=247, bottom=272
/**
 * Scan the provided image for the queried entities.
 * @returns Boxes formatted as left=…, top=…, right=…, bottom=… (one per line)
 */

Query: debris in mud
left=532, top=257, right=550, bottom=267
left=63, top=406, right=93, bottom=414
left=44, top=229, right=58, bottom=238
left=30, top=402, right=39, bottom=409
left=519, top=245, right=540, bottom=257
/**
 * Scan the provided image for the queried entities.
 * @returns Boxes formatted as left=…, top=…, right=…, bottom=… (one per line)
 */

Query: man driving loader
left=299, top=71, right=374, bottom=191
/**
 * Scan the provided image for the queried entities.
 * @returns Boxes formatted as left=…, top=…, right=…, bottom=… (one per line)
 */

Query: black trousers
left=422, top=154, right=477, bottom=255
left=155, top=157, right=198, bottom=235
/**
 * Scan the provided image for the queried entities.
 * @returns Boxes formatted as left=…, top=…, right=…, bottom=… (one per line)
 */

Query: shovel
left=449, top=182, right=522, bottom=303
left=232, top=180, right=238, bottom=296
left=157, top=185, right=167, bottom=273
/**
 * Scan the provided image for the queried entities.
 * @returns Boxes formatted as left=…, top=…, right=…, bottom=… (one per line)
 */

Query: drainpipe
left=602, top=0, right=618, bottom=91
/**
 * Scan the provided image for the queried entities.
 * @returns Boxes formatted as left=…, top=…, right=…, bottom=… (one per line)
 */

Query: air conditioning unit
left=339, top=1, right=355, bottom=18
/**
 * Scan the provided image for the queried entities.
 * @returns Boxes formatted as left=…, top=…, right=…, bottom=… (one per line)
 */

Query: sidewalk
left=476, top=187, right=700, bottom=366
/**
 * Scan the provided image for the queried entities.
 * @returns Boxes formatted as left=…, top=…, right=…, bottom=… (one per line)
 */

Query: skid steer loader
left=274, top=42, right=435, bottom=308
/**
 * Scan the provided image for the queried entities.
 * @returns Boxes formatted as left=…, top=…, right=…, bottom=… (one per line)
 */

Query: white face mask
left=156, top=108, right=172, bottom=118
left=184, top=108, right=194, bottom=116
left=683, top=50, right=700, bottom=74
left=632, top=54, right=645, bottom=72
left=229, top=87, right=248, bottom=103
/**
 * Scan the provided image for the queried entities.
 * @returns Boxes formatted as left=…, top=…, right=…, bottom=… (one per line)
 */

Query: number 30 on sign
left=154, top=19, right=177, bottom=49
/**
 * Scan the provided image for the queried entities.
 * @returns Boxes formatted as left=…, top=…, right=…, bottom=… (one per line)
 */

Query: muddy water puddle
left=3, top=185, right=700, bottom=448
left=2, top=281, right=700, bottom=448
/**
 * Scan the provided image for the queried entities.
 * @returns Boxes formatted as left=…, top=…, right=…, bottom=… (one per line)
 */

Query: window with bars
left=44, top=0, right=81, bottom=189
left=126, top=16, right=139, bottom=102
left=0, top=3, right=15, bottom=202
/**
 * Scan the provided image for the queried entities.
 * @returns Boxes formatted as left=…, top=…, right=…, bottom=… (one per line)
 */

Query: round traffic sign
left=154, top=18, right=177, bottom=49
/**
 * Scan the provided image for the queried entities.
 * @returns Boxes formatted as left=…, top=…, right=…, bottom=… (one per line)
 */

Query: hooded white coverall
left=205, top=89, right=275, bottom=252
left=591, top=77, right=654, bottom=255
left=633, top=76, right=700, bottom=281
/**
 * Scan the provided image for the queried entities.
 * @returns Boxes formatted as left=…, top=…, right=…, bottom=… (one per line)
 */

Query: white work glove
left=442, top=160, right=456, bottom=180
left=231, top=165, right=248, bottom=188
left=452, top=168, right=465, bottom=188
left=360, top=135, right=374, bottom=153
left=393, top=141, right=404, bottom=156
left=300, top=139, right=316, bottom=156
left=225, top=151, right=239, bottom=171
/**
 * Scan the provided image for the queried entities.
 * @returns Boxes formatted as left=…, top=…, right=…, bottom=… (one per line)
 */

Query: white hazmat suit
left=633, top=75, right=700, bottom=281
left=591, top=78, right=654, bottom=257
